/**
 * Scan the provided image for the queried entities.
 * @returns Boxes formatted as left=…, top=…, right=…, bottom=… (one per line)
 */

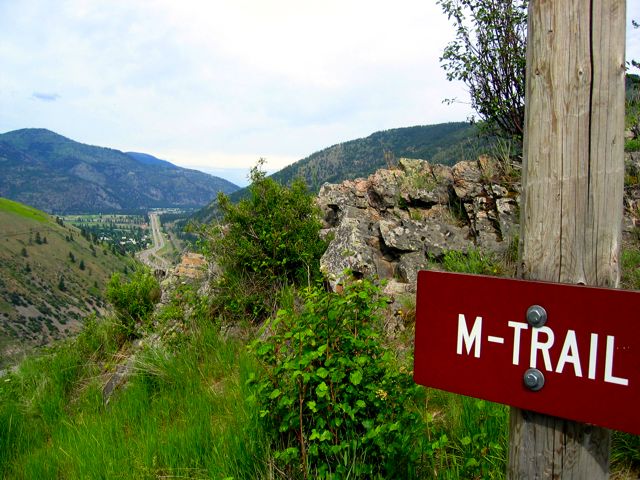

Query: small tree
left=250, top=280, right=423, bottom=477
left=206, top=160, right=327, bottom=323
left=20, top=247, right=28, bottom=257
left=438, top=0, right=528, bottom=139
left=79, top=259, right=85, bottom=271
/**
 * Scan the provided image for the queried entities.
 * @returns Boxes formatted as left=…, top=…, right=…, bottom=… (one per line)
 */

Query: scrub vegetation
left=1, top=163, right=637, bottom=479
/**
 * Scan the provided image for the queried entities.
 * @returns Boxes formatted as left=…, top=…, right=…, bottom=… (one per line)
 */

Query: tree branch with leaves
left=438, top=0, right=528, bottom=140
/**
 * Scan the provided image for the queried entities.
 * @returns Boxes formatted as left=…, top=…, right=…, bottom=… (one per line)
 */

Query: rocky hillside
left=0, top=129, right=239, bottom=214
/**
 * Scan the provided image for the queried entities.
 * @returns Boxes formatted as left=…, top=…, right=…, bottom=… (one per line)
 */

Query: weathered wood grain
left=509, top=0, right=626, bottom=478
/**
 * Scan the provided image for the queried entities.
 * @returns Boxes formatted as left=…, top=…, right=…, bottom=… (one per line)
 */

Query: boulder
left=318, top=156, right=520, bottom=291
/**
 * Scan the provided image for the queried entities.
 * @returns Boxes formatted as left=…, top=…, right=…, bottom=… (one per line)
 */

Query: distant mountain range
left=0, top=129, right=239, bottom=214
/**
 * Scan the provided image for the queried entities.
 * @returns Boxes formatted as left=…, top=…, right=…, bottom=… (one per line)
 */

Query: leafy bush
left=249, top=280, right=424, bottom=478
left=206, top=161, right=327, bottom=323
left=105, top=270, right=160, bottom=338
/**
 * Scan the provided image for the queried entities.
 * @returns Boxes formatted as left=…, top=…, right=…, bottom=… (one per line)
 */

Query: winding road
left=136, top=212, right=170, bottom=271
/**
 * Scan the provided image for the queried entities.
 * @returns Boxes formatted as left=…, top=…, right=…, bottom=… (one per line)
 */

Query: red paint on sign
left=414, top=270, right=640, bottom=435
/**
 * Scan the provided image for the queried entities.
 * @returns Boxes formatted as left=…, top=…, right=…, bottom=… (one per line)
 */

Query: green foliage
left=0, top=313, right=266, bottom=480
left=105, top=270, right=160, bottom=337
left=421, top=390, right=508, bottom=479
left=438, top=0, right=527, bottom=139
left=621, top=248, right=640, bottom=290
left=626, top=138, right=640, bottom=152
left=442, top=248, right=502, bottom=275
left=249, top=280, right=424, bottom=478
left=207, top=161, right=327, bottom=323
left=611, top=431, right=640, bottom=472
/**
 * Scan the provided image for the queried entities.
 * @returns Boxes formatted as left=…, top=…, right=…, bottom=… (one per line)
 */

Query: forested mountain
left=193, top=122, right=488, bottom=223
left=228, top=123, right=485, bottom=204
left=0, top=129, right=239, bottom=214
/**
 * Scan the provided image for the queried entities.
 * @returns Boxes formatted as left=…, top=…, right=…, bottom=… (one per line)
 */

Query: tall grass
left=0, top=314, right=267, bottom=479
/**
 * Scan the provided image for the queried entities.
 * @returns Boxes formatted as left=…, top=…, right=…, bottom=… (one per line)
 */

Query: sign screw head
left=523, top=368, right=545, bottom=391
left=526, top=305, right=547, bottom=328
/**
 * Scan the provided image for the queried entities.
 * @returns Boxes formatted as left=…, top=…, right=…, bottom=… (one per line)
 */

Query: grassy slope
left=0, top=309, right=267, bottom=479
left=0, top=198, right=137, bottom=365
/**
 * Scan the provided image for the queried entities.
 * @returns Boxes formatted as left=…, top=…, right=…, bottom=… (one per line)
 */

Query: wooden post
left=509, top=0, right=626, bottom=478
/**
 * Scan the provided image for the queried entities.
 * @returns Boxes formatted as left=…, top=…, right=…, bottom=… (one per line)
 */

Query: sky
left=1, top=1, right=640, bottom=187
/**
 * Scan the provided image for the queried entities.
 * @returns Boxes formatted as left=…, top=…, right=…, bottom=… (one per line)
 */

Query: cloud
left=32, top=92, right=60, bottom=102
left=1, top=0, right=638, bottom=176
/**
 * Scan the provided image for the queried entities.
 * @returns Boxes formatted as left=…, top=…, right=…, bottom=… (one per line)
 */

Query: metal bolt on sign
left=526, top=305, right=547, bottom=328
left=524, top=369, right=545, bottom=391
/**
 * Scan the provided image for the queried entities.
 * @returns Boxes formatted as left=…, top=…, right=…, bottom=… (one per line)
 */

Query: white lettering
left=588, top=333, right=598, bottom=380
left=604, top=336, right=629, bottom=386
left=530, top=327, right=554, bottom=371
left=508, top=321, right=528, bottom=365
left=457, top=314, right=482, bottom=358
left=555, top=330, right=582, bottom=377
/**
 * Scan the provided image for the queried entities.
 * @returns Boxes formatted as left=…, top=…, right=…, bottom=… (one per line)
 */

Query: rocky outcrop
left=318, top=156, right=520, bottom=290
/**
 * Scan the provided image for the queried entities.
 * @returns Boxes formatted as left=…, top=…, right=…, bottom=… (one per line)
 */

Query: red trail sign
left=414, top=270, right=640, bottom=435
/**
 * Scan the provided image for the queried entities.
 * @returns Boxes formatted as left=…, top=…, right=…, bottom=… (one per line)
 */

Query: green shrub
left=249, top=280, right=424, bottom=478
left=206, top=161, right=327, bottom=323
left=105, top=270, right=160, bottom=338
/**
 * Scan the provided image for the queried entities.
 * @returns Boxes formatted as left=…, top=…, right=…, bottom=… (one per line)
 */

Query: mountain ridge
left=0, top=129, right=239, bottom=214
left=192, top=122, right=487, bottom=223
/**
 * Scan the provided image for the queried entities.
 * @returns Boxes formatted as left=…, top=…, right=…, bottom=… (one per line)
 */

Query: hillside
left=248, top=123, right=481, bottom=197
left=0, top=129, right=240, bottom=214
left=0, top=198, right=138, bottom=366
left=192, top=122, right=486, bottom=223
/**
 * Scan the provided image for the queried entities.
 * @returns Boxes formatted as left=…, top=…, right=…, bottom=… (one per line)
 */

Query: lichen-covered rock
left=379, top=219, right=426, bottom=252
left=396, top=252, right=430, bottom=284
left=317, top=156, right=519, bottom=290
left=320, top=216, right=379, bottom=287
left=452, top=159, right=484, bottom=201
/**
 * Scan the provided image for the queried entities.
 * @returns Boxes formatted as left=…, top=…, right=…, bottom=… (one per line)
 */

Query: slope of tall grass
left=0, top=313, right=267, bottom=479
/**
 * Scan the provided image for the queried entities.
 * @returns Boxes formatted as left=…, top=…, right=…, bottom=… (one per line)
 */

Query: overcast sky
left=1, top=1, right=639, bottom=186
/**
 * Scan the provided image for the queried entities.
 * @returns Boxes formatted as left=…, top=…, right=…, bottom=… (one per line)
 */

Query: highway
left=136, top=212, right=170, bottom=271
